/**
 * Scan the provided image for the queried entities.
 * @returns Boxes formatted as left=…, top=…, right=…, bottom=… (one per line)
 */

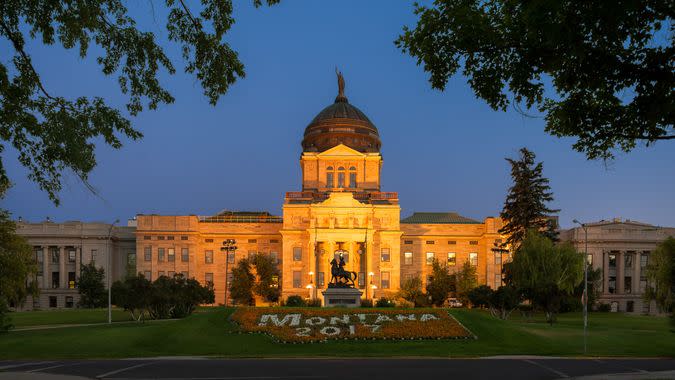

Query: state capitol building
left=17, top=76, right=673, bottom=311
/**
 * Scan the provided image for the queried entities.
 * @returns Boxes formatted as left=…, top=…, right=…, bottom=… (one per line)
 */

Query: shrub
left=0, top=298, right=12, bottom=333
left=468, top=285, right=493, bottom=308
left=396, top=299, right=414, bottom=308
left=375, top=297, right=395, bottom=307
left=597, top=303, right=611, bottom=312
left=306, top=299, right=322, bottom=307
left=398, top=276, right=424, bottom=306
left=489, top=285, right=521, bottom=320
left=285, top=295, right=306, bottom=307
left=360, top=298, right=373, bottom=308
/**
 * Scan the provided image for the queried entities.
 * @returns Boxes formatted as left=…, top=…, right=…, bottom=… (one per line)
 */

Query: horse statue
left=329, top=254, right=357, bottom=288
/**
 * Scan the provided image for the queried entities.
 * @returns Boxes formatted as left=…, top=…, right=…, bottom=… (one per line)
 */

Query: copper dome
left=301, top=71, right=381, bottom=153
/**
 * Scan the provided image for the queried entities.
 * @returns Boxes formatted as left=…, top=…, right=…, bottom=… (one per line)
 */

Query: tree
left=111, top=273, right=152, bottom=321
left=644, top=237, right=675, bottom=328
left=0, top=0, right=279, bottom=203
left=489, top=285, right=521, bottom=320
left=0, top=207, right=37, bottom=332
left=397, top=1, right=674, bottom=160
left=499, top=148, right=559, bottom=250
left=455, top=261, right=477, bottom=306
left=397, top=275, right=427, bottom=307
left=426, top=259, right=456, bottom=307
left=251, top=253, right=281, bottom=304
left=467, top=285, right=493, bottom=309
left=229, top=258, right=255, bottom=306
left=510, top=230, right=584, bottom=324
left=77, top=262, right=107, bottom=308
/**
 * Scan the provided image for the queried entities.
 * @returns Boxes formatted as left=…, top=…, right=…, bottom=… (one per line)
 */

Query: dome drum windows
left=325, top=165, right=358, bottom=189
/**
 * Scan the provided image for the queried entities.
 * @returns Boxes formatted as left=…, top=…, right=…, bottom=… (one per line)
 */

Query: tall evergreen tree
left=77, top=262, right=107, bottom=308
left=499, top=148, right=559, bottom=249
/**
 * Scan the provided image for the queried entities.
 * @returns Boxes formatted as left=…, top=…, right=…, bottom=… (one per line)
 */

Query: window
left=608, top=253, right=617, bottom=294
left=181, top=248, right=189, bottom=262
left=426, top=240, right=435, bottom=245
left=168, top=248, right=175, bottom=262
left=625, top=252, right=633, bottom=268
left=448, top=252, right=456, bottom=266
left=65, top=296, right=74, bottom=308
left=35, top=247, right=44, bottom=263
left=326, top=166, right=334, bottom=188
left=624, top=277, right=632, bottom=294
left=337, top=167, right=345, bottom=188
left=381, top=271, right=390, bottom=289
left=91, top=249, right=97, bottom=264
left=380, top=248, right=390, bottom=262
left=404, top=252, right=413, bottom=265
left=448, top=240, right=457, bottom=245
left=426, top=252, right=434, bottom=265
left=181, top=236, right=188, bottom=241
left=270, top=251, right=278, bottom=264
left=293, top=271, right=302, bottom=288
left=181, top=271, right=188, bottom=278
left=158, top=248, right=165, bottom=262
left=51, top=248, right=59, bottom=263
left=144, top=271, right=152, bottom=281
left=469, top=252, right=478, bottom=266
left=640, top=277, right=647, bottom=293
left=144, top=236, right=151, bottom=240
left=205, top=238, right=214, bottom=243
left=349, top=167, right=357, bottom=188
left=358, top=272, right=365, bottom=287
left=640, top=252, right=649, bottom=267
left=157, top=236, right=165, bottom=240
left=167, top=236, right=174, bottom=241
left=68, top=272, right=76, bottom=289
left=144, top=247, right=152, bottom=261
left=49, top=296, right=57, bottom=308
left=626, top=301, right=634, bottom=313
left=494, top=252, right=501, bottom=265
left=270, top=239, right=279, bottom=243
left=68, top=250, right=76, bottom=263
left=404, top=240, right=413, bottom=245
left=293, top=247, right=302, bottom=261
left=470, top=241, right=479, bottom=245
left=205, top=250, right=214, bottom=264
left=205, top=272, right=214, bottom=285
left=587, top=254, right=593, bottom=265
left=248, top=239, right=257, bottom=243
left=158, top=271, right=165, bottom=277
left=227, top=272, right=233, bottom=284
left=127, top=253, right=136, bottom=268
left=52, top=272, right=60, bottom=288
left=318, top=272, right=325, bottom=287
left=227, top=252, right=235, bottom=263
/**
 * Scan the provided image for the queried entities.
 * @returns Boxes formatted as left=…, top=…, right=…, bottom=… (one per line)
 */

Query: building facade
left=15, top=220, right=136, bottom=310
left=560, top=218, right=675, bottom=313
left=134, top=79, right=509, bottom=305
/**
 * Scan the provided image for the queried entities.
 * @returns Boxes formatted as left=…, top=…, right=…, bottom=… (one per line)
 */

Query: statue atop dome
left=335, top=67, right=347, bottom=103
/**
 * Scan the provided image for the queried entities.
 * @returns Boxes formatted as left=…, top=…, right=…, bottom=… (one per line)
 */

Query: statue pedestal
left=322, top=287, right=363, bottom=308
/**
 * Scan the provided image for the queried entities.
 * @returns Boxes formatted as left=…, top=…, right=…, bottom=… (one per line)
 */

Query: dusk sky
left=4, top=1, right=674, bottom=229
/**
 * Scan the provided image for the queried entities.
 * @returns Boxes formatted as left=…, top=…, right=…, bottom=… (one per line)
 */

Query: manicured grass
left=9, top=308, right=132, bottom=328
left=0, top=307, right=672, bottom=359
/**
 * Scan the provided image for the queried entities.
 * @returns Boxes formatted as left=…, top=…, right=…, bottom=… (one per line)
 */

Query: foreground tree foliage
left=397, top=275, right=427, bottom=307
left=230, top=258, right=255, bottom=305
left=499, top=148, right=559, bottom=250
left=397, top=0, right=674, bottom=160
left=0, top=0, right=279, bottom=203
left=644, top=237, right=675, bottom=328
left=455, top=261, right=478, bottom=306
left=467, top=285, right=493, bottom=309
left=230, top=254, right=281, bottom=306
left=509, top=230, right=584, bottom=325
left=77, top=262, right=107, bottom=308
left=426, top=258, right=456, bottom=306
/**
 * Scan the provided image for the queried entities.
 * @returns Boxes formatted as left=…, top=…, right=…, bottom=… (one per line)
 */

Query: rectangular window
left=158, top=248, right=165, bottom=262
left=91, top=249, right=97, bottom=264
left=404, top=252, right=413, bottom=265
left=380, top=248, right=390, bottom=262
left=625, top=252, right=633, bottom=268
left=626, top=301, right=634, bottom=313
left=624, top=276, right=632, bottom=294
left=49, top=296, right=57, bottom=308
left=144, top=247, right=152, bottom=261
left=205, top=250, right=213, bottom=264
left=205, top=239, right=214, bottom=243
left=470, top=241, right=479, bottom=245
left=338, top=172, right=345, bottom=188
left=181, top=236, right=188, bottom=241
left=640, top=278, right=647, bottom=293
left=327, top=172, right=334, bottom=188
left=494, top=252, right=502, bottom=265
left=227, top=252, right=235, bottom=264
left=609, top=277, right=616, bottom=294
left=270, top=251, right=278, bottom=264
left=587, top=254, right=593, bottom=265
left=495, top=274, right=502, bottom=288
left=318, top=272, right=325, bottom=287
left=470, top=252, right=478, bottom=266
left=448, top=240, right=457, bottom=245
left=293, top=247, right=302, bottom=261
left=248, top=239, right=257, bottom=243
left=68, top=272, right=76, bottom=289
left=205, top=272, right=214, bottom=285
left=168, top=248, right=175, bottom=262
left=143, top=236, right=151, bottom=240
left=144, top=271, right=152, bottom=281
left=167, top=236, right=174, bottom=241
left=426, top=252, right=434, bottom=265
left=35, top=247, right=44, bottom=263
left=293, top=271, right=302, bottom=288
left=158, top=271, right=165, bottom=277
left=181, top=248, right=189, bottom=262
left=349, top=172, right=357, bottom=188
left=68, top=250, right=76, bottom=263
left=448, top=252, right=456, bottom=266
left=640, top=252, right=649, bottom=267
left=358, top=272, right=365, bottom=287
left=51, top=248, right=59, bottom=263
left=426, top=240, right=435, bottom=245
left=158, top=236, right=165, bottom=240
left=381, top=271, right=390, bottom=289
left=52, top=272, right=60, bottom=288
left=270, top=239, right=279, bottom=244
left=127, top=253, right=136, bottom=267
left=404, top=240, right=413, bottom=245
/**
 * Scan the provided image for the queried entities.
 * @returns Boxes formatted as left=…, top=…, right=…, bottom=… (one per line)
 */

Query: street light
left=573, top=219, right=589, bottom=355
left=220, top=239, right=237, bottom=307
left=107, top=219, right=119, bottom=324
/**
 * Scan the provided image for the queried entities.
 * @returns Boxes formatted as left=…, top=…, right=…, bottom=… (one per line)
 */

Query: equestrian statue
left=329, top=254, right=357, bottom=288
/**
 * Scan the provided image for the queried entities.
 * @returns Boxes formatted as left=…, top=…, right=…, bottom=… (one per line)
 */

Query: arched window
left=326, top=166, right=334, bottom=188
left=337, top=167, right=345, bottom=188
left=348, top=166, right=357, bottom=188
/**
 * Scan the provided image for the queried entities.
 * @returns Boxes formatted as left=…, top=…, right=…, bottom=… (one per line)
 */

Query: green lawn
left=0, top=307, right=672, bottom=359
left=9, top=308, right=132, bottom=328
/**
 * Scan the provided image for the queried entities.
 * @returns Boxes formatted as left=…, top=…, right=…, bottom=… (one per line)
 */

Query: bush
left=285, top=295, right=306, bottom=307
left=597, top=303, right=611, bottom=312
left=360, top=299, right=373, bottom=308
left=468, top=285, right=493, bottom=308
left=396, top=299, right=414, bottom=308
left=375, top=297, right=395, bottom=307
left=0, top=298, right=12, bottom=333
left=306, top=299, right=322, bottom=307
left=489, top=285, right=521, bottom=320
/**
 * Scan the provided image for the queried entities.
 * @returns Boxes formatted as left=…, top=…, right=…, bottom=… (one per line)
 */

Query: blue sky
left=3, top=1, right=674, bottom=229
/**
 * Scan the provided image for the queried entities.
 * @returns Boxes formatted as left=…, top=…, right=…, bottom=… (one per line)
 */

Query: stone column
left=59, top=246, right=66, bottom=288
left=617, top=251, right=625, bottom=294
left=633, top=252, right=641, bottom=294
left=602, top=251, right=609, bottom=295
left=75, top=246, right=81, bottom=281
left=349, top=241, right=356, bottom=273
left=366, top=238, right=374, bottom=299
left=41, top=246, right=49, bottom=289
left=308, top=239, right=315, bottom=299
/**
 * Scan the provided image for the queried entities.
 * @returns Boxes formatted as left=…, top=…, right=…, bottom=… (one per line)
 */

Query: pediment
left=315, top=192, right=367, bottom=208
left=316, top=144, right=366, bottom=158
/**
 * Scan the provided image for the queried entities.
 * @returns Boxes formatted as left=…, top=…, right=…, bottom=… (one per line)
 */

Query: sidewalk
left=0, top=373, right=90, bottom=380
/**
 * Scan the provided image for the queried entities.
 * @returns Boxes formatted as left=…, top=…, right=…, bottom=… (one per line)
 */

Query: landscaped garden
left=0, top=307, right=673, bottom=359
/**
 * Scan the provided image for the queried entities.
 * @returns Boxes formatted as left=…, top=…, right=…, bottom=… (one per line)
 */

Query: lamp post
left=220, top=239, right=237, bottom=307
left=368, top=272, right=376, bottom=300
left=573, top=219, right=589, bottom=355
left=107, top=219, right=119, bottom=324
left=307, top=272, right=314, bottom=298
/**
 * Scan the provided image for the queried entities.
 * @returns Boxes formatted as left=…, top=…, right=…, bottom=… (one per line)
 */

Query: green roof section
left=401, top=212, right=481, bottom=224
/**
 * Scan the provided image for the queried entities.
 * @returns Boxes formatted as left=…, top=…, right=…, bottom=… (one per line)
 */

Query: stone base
left=322, top=288, right=363, bottom=308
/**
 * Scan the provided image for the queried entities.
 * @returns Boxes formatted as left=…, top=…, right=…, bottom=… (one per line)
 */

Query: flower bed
left=230, top=308, right=475, bottom=343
